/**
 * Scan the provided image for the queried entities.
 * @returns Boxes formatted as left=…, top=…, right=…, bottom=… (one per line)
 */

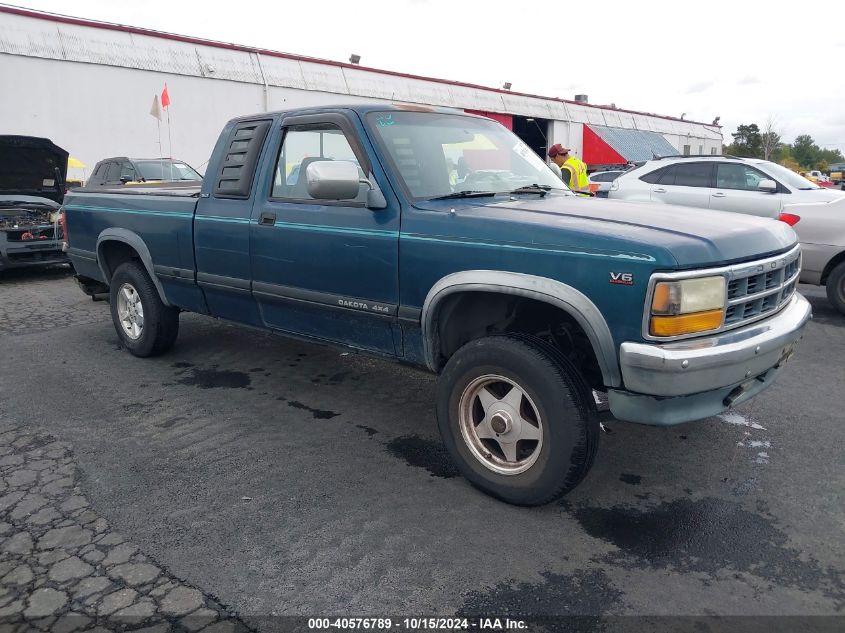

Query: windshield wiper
left=429, top=190, right=497, bottom=201
left=510, top=184, right=553, bottom=196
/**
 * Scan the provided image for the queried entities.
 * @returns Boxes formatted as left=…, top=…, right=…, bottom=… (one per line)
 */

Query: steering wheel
left=463, top=171, right=511, bottom=191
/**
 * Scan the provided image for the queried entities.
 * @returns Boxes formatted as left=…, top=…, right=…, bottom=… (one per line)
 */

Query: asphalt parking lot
left=0, top=266, right=843, bottom=630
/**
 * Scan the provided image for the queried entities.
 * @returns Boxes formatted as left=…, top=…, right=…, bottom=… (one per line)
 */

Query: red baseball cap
left=547, top=144, right=571, bottom=158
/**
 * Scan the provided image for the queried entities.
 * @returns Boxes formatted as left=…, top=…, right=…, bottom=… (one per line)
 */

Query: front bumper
left=0, top=242, right=68, bottom=270
left=608, top=293, right=812, bottom=425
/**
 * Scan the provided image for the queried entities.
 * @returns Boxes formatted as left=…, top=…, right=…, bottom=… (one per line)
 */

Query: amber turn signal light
left=649, top=309, right=723, bottom=337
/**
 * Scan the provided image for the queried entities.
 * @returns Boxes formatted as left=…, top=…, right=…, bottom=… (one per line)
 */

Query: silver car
left=609, top=155, right=845, bottom=218
left=783, top=197, right=845, bottom=315
left=588, top=169, right=626, bottom=197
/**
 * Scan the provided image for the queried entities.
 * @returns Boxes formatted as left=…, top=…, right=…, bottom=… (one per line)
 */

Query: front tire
left=436, top=335, right=599, bottom=506
left=826, top=261, right=845, bottom=316
left=109, top=261, right=179, bottom=357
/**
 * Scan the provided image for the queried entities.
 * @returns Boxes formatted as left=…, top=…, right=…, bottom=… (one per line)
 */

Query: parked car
left=801, top=170, right=833, bottom=187
left=87, top=157, right=202, bottom=187
left=782, top=196, right=845, bottom=315
left=0, top=135, right=68, bottom=271
left=609, top=155, right=845, bottom=218
left=588, top=169, right=626, bottom=198
left=828, top=163, right=845, bottom=187
left=63, top=105, right=810, bottom=505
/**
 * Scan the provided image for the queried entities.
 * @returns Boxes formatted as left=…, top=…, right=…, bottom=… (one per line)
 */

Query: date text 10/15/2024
left=307, top=618, right=528, bottom=630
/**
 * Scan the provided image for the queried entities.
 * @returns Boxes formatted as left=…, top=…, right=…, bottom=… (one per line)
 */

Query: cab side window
left=271, top=124, right=368, bottom=203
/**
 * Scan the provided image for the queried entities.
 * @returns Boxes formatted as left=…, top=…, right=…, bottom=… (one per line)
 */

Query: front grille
left=645, top=244, right=802, bottom=341
left=723, top=248, right=801, bottom=328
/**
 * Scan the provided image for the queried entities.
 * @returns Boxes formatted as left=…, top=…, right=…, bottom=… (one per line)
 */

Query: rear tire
left=825, top=261, right=845, bottom=316
left=435, top=335, right=599, bottom=506
left=109, top=261, right=179, bottom=357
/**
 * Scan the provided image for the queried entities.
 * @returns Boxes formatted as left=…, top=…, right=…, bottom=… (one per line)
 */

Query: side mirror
left=758, top=179, right=777, bottom=193
left=119, top=175, right=133, bottom=184
left=306, top=161, right=360, bottom=200
left=305, top=161, right=388, bottom=209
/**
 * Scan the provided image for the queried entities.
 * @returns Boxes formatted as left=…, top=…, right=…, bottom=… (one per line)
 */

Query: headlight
left=649, top=276, right=726, bottom=337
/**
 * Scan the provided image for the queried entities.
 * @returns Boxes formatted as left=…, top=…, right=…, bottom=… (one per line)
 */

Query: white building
left=0, top=5, right=723, bottom=180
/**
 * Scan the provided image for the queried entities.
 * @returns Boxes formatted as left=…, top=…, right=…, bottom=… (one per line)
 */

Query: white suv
left=609, top=156, right=845, bottom=218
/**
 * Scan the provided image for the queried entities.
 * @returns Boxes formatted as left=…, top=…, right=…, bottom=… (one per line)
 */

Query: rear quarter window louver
left=213, top=120, right=272, bottom=199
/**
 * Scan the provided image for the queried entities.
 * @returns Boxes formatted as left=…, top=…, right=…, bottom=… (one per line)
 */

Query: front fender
left=421, top=270, right=622, bottom=388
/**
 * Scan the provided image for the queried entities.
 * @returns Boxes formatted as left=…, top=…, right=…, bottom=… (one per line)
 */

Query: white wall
left=548, top=121, right=584, bottom=160
left=0, top=52, right=722, bottom=182
left=663, top=133, right=722, bottom=156
left=0, top=9, right=723, bottom=178
left=0, top=54, right=259, bottom=175
left=0, top=54, right=392, bottom=178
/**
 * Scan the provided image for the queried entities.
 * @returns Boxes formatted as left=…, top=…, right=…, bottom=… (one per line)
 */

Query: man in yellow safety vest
left=548, top=144, right=591, bottom=195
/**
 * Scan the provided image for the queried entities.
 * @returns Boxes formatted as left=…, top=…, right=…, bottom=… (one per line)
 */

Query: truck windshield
left=366, top=111, right=566, bottom=200
left=135, top=160, right=202, bottom=182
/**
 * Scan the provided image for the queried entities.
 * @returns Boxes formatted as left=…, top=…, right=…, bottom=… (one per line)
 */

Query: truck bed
left=62, top=188, right=201, bottom=301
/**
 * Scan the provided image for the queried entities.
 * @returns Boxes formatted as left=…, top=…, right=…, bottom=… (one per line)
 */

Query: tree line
left=723, top=122, right=844, bottom=173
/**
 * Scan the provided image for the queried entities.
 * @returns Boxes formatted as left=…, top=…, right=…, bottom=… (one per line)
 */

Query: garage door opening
left=512, top=116, right=549, bottom=159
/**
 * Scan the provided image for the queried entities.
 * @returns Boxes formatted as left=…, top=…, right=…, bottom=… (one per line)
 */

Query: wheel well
left=433, top=291, right=605, bottom=390
left=99, top=240, right=141, bottom=281
left=821, top=250, right=845, bottom=285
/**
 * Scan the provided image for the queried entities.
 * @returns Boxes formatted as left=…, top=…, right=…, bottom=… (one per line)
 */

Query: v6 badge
left=609, top=272, right=634, bottom=286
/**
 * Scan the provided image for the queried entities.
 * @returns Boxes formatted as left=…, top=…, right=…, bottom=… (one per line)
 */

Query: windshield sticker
left=173, top=163, right=188, bottom=169
left=512, top=141, right=548, bottom=171
left=376, top=114, right=395, bottom=128
left=42, top=179, right=55, bottom=187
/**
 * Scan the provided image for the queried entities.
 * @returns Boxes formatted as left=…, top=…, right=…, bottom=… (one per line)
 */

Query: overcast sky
left=9, top=0, right=845, bottom=152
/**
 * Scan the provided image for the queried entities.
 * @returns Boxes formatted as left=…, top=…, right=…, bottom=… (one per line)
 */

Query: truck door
left=250, top=113, right=399, bottom=354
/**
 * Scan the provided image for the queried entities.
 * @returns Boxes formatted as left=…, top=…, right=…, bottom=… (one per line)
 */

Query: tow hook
left=723, top=384, right=748, bottom=408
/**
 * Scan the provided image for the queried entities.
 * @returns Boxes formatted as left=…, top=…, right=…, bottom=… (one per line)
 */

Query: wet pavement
left=0, top=266, right=843, bottom=629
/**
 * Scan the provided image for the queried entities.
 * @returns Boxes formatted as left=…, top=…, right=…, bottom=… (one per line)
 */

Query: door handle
left=712, top=192, right=726, bottom=198
left=258, top=211, right=276, bottom=226
left=653, top=188, right=667, bottom=194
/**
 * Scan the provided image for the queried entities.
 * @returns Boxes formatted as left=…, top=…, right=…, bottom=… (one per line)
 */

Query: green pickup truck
left=64, top=104, right=812, bottom=505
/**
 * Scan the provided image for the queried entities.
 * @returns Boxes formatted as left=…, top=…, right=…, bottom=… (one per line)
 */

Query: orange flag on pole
left=161, top=84, right=171, bottom=108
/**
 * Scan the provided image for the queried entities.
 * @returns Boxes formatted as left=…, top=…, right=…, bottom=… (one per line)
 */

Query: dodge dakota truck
left=64, top=105, right=811, bottom=505
left=0, top=136, right=68, bottom=271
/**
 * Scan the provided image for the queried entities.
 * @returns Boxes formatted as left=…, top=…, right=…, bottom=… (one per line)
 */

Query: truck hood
left=415, top=194, right=797, bottom=268
left=0, top=136, right=69, bottom=205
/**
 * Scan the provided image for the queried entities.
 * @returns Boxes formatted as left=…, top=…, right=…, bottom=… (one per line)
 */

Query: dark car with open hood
left=0, top=135, right=69, bottom=271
